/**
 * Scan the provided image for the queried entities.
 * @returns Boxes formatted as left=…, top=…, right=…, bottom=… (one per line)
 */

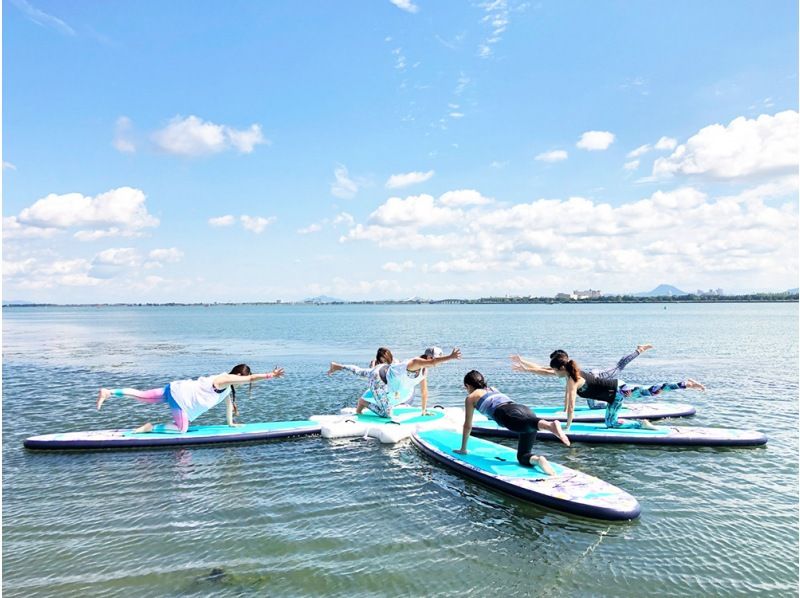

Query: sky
left=3, top=0, right=798, bottom=303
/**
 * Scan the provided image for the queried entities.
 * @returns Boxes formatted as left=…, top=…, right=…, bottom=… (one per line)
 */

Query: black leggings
left=493, top=403, right=540, bottom=467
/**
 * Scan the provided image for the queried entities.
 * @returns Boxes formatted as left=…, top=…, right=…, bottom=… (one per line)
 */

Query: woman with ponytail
left=328, top=346, right=461, bottom=418
left=455, top=370, right=570, bottom=476
left=97, top=364, right=285, bottom=433
left=547, top=354, right=704, bottom=430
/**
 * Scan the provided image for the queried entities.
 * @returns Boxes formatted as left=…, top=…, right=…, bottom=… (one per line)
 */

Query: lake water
left=3, top=303, right=798, bottom=596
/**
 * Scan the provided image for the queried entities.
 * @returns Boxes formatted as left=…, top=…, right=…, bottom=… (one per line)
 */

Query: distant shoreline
left=4, top=293, right=798, bottom=308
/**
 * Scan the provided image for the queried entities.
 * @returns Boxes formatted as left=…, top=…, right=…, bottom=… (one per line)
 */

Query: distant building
left=573, top=289, right=602, bottom=299
left=555, top=289, right=602, bottom=300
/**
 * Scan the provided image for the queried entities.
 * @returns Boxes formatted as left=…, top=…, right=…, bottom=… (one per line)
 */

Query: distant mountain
left=3, top=300, right=35, bottom=306
left=303, top=295, right=343, bottom=304
left=635, top=284, right=688, bottom=297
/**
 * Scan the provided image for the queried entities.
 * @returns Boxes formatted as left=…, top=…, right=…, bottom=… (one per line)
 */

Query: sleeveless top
left=575, top=371, right=618, bottom=403
left=475, top=387, right=513, bottom=420
left=169, top=373, right=231, bottom=422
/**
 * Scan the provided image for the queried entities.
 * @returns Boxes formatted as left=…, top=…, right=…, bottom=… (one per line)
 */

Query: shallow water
left=3, top=303, right=798, bottom=596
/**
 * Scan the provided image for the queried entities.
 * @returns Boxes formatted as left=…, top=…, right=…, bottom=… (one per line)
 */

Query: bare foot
left=97, top=388, right=111, bottom=410
left=640, top=419, right=658, bottom=430
left=133, top=422, right=153, bottom=434
left=685, top=378, right=706, bottom=391
left=551, top=420, right=571, bottom=447
left=532, top=455, right=556, bottom=476
left=637, top=344, right=654, bottom=353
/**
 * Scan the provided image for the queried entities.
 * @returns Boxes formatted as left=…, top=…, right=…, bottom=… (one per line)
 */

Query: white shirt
left=169, top=373, right=231, bottom=422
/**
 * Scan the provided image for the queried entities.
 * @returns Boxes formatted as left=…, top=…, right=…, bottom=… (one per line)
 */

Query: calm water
left=3, top=303, right=798, bottom=597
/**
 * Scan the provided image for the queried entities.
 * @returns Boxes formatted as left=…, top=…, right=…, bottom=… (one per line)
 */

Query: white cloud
left=3, top=216, right=59, bottom=239
left=113, top=116, right=136, bottom=153
left=333, top=212, right=355, bottom=227
left=390, top=0, right=419, bottom=13
left=331, top=165, right=361, bottom=199
left=438, top=189, right=493, bottom=207
left=624, top=159, right=640, bottom=171
left=382, top=260, right=415, bottom=272
left=15, top=187, right=158, bottom=235
left=209, top=215, right=236, bottom=227
left=369, top=194, right=459, bottom=228
left=240, top=215, right=275, bottom=234
left=298, top=223, right=322, bottom=234
left=152, top=115, right=267, bottom=156
left=340, top=179, right=798, bottom=292
left=148, top=248, right=184, bottom=262
left=93, top=247, right=140, bottom=267
left=477, top=0, right=513, bottom=58
left=10, top=0, right=75, bottom=36
left=627, top=144, right=651, bottom=158
left=577, top=131, right=615, bottom=151
left=655, top=136, right=678, bottom=151
left=385, top=170, right=435, bottom=189
left=3, top=161, right=17, bottom=170
left=449, top=112, right=465, bottom=119
left=653, top=110, right=799, bottom=179
left=535, top=150, right=568, bottom=163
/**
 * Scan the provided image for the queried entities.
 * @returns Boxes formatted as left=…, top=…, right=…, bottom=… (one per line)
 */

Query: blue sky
left=3, top=0, right=798, bottom=302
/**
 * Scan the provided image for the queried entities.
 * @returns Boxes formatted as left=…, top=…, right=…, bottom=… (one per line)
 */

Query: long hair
left=228, top=363, right=252, bottom=416
left=463, top=370, right=488, bottom=391
left=549, top=354, right=580, bottom=382
left=375, top=347, right=393, bottom=365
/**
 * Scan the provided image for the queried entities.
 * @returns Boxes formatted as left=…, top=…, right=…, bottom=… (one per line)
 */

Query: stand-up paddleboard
left=526, top=402, right=695, bottom=422
left=411, top=429, right=641, bottom=521
left=470, top=420, right=768, bottom=447
left=310, top=406, right=461, bottom=444
left=23, top=420, right=321, bottom=451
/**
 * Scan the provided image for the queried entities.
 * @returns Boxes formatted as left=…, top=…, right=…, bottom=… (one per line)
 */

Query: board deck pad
left=23, top=420, right=321, bottom=450
left=470, top=420, right=767, bottom=447
left=517, top=402, right=696, bottom=422
left=411, top=428, right=641, bottom=520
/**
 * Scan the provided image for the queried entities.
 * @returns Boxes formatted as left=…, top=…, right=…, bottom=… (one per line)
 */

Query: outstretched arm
left=420, top=378, right=430, bottom=415
left=564, top=377, right=578, bottom=430
left=226, top=396, right=241, bottom=427
left=327, top=363, right=371, bottom=377
left=510, top=354, right=557, bottom=376
left=213, top=367, right=284, bottom=390
left=406, top=347, right=462, bottom=372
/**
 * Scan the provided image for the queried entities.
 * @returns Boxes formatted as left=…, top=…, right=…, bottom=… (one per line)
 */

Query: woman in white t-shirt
left=96, top=364, right=285, bottom=433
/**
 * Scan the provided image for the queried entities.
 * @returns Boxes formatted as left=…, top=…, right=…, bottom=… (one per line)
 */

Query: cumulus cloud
left=577, top=131, right=615, bottom=151
left=385, top=170, right=435, bottom=189
left=654, top=136, right=677, bottom=151
left=340, top=179, right=798, bottom=291
left=240, top=215, right=276, bottom=234
left=9, top=187, right=158, bottom=241
left=209, top=215, right=235, bottom=227
left=438, top=189, right=493, bottom=206
left=331, top=165, right=361, bottom=199
left=333, top=212, right=355, bottom=226
left=627, top=144, right=651, bottom=158
left=152, top=115, right=267, bottom=156
left=3, top=161, right=17, bottom=170
left=390, top=0, right=418, bottom=13
left=653, top=111, right=799, bottom=179
left=297, top=223, right=322, bottom=234
left=535, top=150, right=568, bottom=163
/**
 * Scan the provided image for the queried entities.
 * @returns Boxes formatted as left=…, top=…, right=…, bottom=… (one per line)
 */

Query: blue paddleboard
left=411, top=429, right=641, bottom=521
left=470, top=420, right=767, bottom=447
left=23, top=420, right=321, bottom=451
left=527, top=402, right=695, bottom=422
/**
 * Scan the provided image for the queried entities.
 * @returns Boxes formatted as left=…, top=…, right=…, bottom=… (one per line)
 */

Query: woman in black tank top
left=549, top=355, right=705, bottom=430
